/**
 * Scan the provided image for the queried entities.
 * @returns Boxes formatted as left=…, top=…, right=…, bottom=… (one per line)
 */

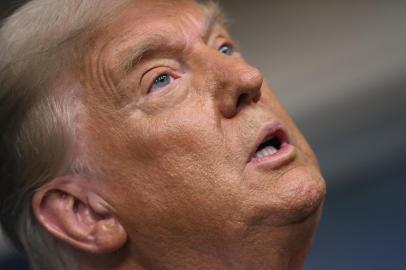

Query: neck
left=79, top=209, right=320, bottom=270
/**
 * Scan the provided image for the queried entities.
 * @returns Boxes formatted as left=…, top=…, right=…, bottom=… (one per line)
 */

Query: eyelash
left=218, top=42, right=235, bottom=56
left=148, top=73, right=176, bottom=94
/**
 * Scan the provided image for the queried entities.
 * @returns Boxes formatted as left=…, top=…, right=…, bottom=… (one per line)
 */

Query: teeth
left=255, top=146, right=278, bottom=158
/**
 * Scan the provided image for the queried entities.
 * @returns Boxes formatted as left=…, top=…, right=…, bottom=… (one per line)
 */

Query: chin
left=242, top=163, right=326, bottom=227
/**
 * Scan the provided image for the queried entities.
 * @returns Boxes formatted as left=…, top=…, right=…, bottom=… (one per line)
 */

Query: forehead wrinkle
left=84, top=38, right=123, bottom=110
left=121, top=2, right=227, bottom=73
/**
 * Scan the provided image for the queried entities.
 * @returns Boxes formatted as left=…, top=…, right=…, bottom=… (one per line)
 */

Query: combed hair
left=0, top=0, right=222, bottom=269
left=0, top=0, right=131, bottom=269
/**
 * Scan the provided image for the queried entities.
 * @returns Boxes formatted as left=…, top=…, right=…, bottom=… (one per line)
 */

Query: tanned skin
left=33, top=1, right=326, bottom=269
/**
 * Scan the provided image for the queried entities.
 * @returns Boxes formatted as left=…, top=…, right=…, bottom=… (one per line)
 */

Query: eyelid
left=148, top=73, right=177, bottom=94
left=141, top=67, right=180, bottom=95
left=215, top=36, right=238, bottom=52
left=137, top=60, right=180, bottom=90
left=219, top=42, right=234, bottom=52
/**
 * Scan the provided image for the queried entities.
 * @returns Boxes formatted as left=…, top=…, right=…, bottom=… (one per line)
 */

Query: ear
left=32, top=176, right=128, bottom=254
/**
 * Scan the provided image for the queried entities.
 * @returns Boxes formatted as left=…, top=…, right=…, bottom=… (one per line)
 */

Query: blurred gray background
left=1, top=0, right=406, bottom=269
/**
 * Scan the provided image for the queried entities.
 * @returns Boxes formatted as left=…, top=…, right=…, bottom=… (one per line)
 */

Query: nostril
left=236, top=93, right=249, bottom=110
left=253, top=90, right=261, bottom=102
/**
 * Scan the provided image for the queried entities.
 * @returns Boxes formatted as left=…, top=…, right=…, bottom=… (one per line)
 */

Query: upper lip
left=247, top=121, right=290, bottom=163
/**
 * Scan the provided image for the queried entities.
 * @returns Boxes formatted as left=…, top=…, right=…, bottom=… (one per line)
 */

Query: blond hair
left=0, top=1, right=131, bottom=269
left=0, top=0, right=220, bottom=269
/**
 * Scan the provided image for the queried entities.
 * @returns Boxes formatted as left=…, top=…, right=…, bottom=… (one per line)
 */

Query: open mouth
left=248, top=122, right=292, bottom=164
left=254, top=135, right=282, bottom=159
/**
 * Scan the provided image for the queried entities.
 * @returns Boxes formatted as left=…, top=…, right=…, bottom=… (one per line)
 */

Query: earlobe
left=32, top=177, right=128, bottom=254
left=90, top=215, right=128, bottom=253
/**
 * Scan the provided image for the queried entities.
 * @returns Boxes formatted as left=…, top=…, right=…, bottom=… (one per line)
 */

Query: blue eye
left=219, top=44, right=234, bottom=56
left=152, top=73, right=171, bottom=90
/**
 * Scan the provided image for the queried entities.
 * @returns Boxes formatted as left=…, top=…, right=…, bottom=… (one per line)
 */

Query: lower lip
left=247, top=142, right=296, bottom=169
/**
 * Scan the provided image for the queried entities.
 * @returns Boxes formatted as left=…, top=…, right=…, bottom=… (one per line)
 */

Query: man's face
left=83, top=0, right=325, bottom=256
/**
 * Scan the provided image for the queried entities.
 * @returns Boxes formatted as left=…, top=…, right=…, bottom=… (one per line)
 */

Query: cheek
left=101, top=107, right=240, bottom=222
left=128, top=113, right=220, bottom=170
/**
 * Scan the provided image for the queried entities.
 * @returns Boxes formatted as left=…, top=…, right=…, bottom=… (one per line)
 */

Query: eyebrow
left=122, top=2, right=227, bottom=73
left=202, top=1, right=227, bottom=43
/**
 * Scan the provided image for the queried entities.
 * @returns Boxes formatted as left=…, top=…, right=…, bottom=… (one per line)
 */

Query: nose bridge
left=198, top=49, right=263, bottom=118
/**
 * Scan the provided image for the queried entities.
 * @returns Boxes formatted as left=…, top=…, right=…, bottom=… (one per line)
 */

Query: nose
left=208, top=53, right=263, bottom=118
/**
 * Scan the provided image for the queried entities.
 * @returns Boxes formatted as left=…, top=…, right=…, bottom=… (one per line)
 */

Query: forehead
left=97, top=0, right=211, bottom=46
left=82, top=0, right=225, bottom=107
left=87, top=0, right=225, bottom=79
left=118, top=0, right=205, bottom=25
